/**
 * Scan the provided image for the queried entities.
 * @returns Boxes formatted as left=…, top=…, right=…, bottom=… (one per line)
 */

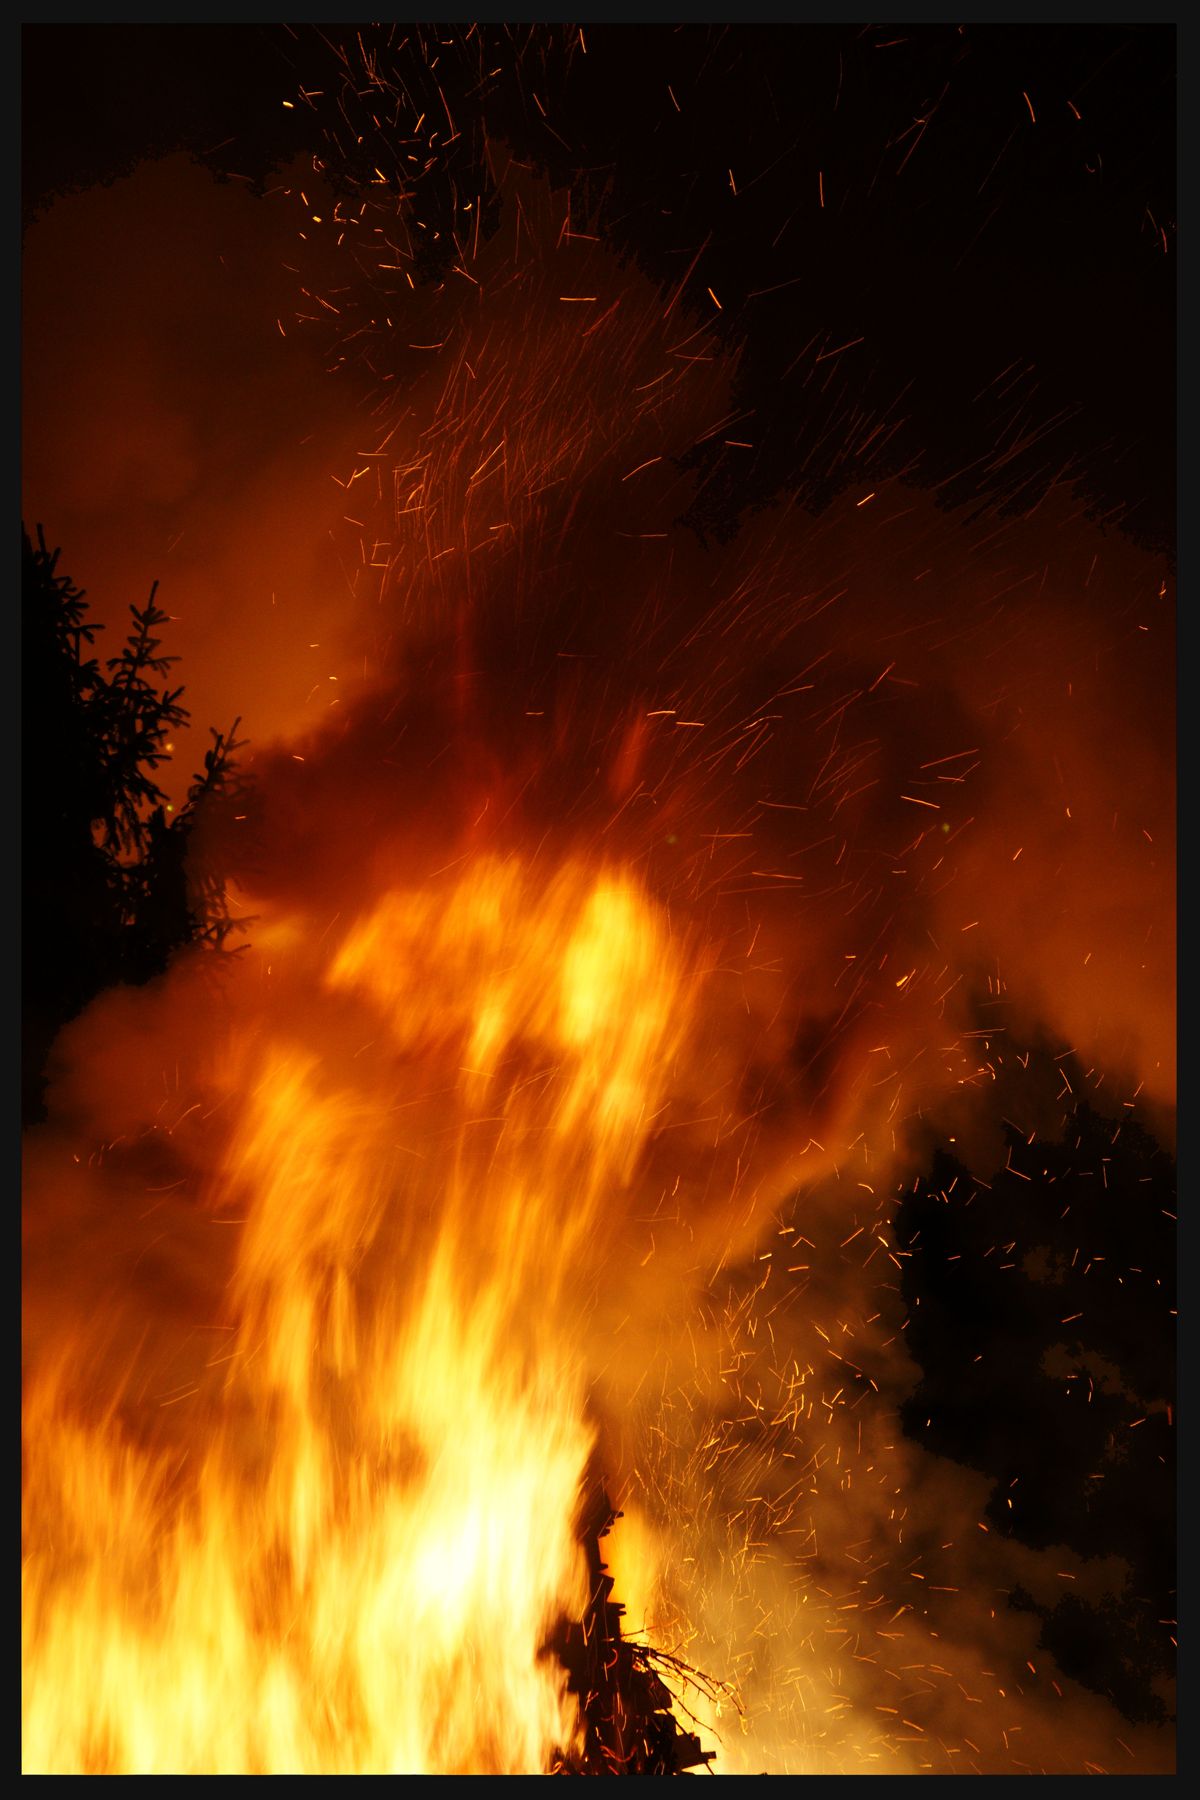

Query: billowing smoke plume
left=23, top=76, right=1173, bottom=1777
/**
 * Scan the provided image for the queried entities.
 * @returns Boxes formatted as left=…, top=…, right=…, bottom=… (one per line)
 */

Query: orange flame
left=22, top=860, right=694, bottom=1774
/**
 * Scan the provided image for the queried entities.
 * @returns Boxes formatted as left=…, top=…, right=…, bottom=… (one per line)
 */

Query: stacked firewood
left=550, top=1484, right=716, bottom=1776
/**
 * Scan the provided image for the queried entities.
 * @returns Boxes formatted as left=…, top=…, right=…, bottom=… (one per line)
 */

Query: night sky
left=22, top=22, right=1176, bottom=1776
left=24, top=24, right=1175, bottom=544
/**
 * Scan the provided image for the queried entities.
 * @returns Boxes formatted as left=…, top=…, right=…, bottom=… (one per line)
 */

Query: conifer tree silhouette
left=22, top=526, right=247, bottom=1121
left=897, top=1097, right=1175, bottom=1723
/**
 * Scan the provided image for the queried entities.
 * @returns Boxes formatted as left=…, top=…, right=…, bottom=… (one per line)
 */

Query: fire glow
left=25, top=866, right=693, bottom=1773
left=22, top=24, right=1174, bottom=1779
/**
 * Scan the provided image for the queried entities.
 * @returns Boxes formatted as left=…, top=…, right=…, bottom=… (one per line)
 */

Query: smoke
left=22, top=154, right=372, bottom=793
left=23, top=146, right=1173, bottom=1773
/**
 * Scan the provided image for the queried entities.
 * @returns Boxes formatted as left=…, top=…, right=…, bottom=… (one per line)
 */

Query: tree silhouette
left=896, top=1100, right=1176, bottom=1722
left=22, top=526, right=247, bottom=1121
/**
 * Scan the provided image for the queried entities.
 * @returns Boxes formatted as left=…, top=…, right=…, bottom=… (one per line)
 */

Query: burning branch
left=552, top=1481, right=720, bottom=1775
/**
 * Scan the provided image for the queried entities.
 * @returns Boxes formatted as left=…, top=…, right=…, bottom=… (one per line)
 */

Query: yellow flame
left=23, top=860, right=692, bottom=1774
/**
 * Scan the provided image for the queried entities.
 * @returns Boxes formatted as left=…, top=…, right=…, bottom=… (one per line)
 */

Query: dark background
left=23, top=23, right=1175, bottom=552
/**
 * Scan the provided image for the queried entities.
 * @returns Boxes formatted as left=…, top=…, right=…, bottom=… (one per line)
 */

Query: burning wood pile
left=552, top=1484, right=716, bottom=1776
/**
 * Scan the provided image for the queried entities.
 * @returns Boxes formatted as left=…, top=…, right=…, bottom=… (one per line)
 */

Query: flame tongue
left=23, top=859, right=692, bottom=1774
